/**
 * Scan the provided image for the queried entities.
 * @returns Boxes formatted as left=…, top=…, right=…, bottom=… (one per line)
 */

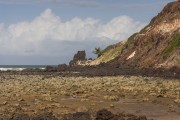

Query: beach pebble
left=18, top=98, right=25, bottom=102
left=104, top=95, right=119, bottom=101
left=76, top=106, right=88, bottom=112
left=174, top=99, right=180, bottom=104
left=2, top=101, right=8, bottom=105
left=110, top=104, right=115, bottom=108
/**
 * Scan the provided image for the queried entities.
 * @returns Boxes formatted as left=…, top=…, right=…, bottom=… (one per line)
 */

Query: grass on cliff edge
left=124, top=33, right=138, bottom=48
left=162, top=33, right=180, bottom=55
left=139, top=24, right=150, bottom=33
left=96, top=32, right=139, bottom=63
left=95, top=45, right=123, bottom=63
left=100, top=45, right=113, bottom=55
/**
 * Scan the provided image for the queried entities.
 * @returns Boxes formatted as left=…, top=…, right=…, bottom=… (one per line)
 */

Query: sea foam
left=0, top=68, right=26, bottom=71
left=0, top=68, right=45, bottom=71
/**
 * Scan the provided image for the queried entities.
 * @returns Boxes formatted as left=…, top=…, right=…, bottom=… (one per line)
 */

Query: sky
left=0, top=0, right=174, bottom=65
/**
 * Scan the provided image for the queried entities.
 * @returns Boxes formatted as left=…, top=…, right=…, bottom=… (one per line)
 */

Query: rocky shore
left=1, top=64, right=180, bottom=79
left=0, top=73, right=179, bottom=120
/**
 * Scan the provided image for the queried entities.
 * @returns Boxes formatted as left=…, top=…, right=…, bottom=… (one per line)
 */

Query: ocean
left=0, top=65, right=56, bottom=71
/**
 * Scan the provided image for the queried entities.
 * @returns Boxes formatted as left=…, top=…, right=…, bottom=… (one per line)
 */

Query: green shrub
left=162, top=33, right=180, bottom=55
left=100, top=45, right=113, bottom=55
left=100, top=45, right=123, bottom=62
left=92, top=47, right=102, bottom=57
left=124, top=33, right=138, bottom=48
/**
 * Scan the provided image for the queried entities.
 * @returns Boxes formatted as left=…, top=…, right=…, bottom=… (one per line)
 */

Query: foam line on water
left=0, top=68, right=45, bottom=71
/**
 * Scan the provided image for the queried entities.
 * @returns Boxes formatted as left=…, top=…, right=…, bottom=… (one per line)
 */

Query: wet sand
left=0, top=74, right=179, bottom=119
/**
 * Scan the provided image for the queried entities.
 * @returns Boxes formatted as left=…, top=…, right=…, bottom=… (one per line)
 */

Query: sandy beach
left=0, top=74, right=179, bottom=120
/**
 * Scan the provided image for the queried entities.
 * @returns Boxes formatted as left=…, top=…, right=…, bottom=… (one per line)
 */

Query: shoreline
left=0, top=65, right=179, bottom=79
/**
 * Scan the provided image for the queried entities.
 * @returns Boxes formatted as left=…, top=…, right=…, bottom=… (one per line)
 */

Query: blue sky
left=0, top=0, right=173, bottom=23
left=0, top=0, right=174, bottom=65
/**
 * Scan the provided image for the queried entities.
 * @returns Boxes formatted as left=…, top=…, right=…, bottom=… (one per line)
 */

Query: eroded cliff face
left=92, top=1, right=180, bottom=68
left=117, top=21, right=180, bottom=68
left=155, top=19, right=180, bottom=33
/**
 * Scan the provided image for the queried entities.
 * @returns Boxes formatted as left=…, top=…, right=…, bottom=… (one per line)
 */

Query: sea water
left=0, top=65, right=55, bottom=71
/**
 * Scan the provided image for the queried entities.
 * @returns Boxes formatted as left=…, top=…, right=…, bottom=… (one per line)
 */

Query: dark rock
left=125, top=113, right=136, bottom=118
left=57, top=64, right=68, bottom=71
left=157, top=95, right=163, bottom=98
left=95, top=109, right=125, bottom=120
left=0, top=109, right=149, bottom=120
left=10, top=113, right=30, bottom=120
left=32, top=112, right=58, bottom=120
left=73, top=51, right=86, bottom=61
left=138, top=116, right=147, bottom=120
left=127, top=116, right=147, bottom=120
left=96, top=109, right=114, bottom=120
left=46, top=66, right=54, bottom=70
left=88, top=58, right=93, bottom=60
left=62, top=112, right=91, bottom=120
left=69, top=51, right=86, bottom=66
left=45, top=66, right=57, bottom=72
left=24, top=68, right=42, bottom=72
left=113, top=115, right=125, bottom=120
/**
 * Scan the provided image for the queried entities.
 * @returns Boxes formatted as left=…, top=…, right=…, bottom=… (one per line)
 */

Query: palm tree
left=93, top=47, right=102, bottom=57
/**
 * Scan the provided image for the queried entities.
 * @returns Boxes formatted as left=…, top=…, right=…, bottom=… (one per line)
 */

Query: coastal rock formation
left=69, top=51, right=86, bottom=66
left=69, top=51, right=87, bottom=66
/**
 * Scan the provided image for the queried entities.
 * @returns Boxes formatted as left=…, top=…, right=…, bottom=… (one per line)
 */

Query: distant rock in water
left=69, top=50, right=87, bottom=66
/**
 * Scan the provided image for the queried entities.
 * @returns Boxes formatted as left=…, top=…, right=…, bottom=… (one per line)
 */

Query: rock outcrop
left=69, top=51, right=87, bottom=66
left=57, top=64, right=68, bottom=71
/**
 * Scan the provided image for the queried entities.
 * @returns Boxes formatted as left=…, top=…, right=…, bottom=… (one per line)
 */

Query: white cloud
left=0, top=8, right=145, bottom=59
left=97, top=16, right=143, bottom=40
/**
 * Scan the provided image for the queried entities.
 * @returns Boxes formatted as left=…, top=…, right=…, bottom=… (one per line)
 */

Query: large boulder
left=62, top=112, right=91, bottom=120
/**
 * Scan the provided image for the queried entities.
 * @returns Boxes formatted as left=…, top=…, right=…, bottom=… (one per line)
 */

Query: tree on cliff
left=93, top=47, right=102, bottom=57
